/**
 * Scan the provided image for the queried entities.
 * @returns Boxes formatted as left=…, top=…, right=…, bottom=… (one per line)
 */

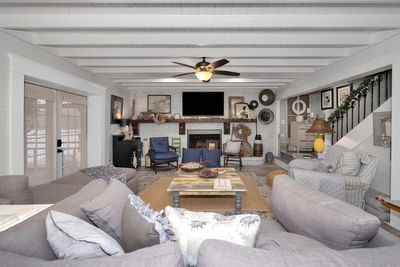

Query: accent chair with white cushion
left=288, top=145, right=380, bottom=209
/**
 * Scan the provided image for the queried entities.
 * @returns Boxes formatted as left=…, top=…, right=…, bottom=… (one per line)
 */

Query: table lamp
left=306, top=117, right=333, bottom=153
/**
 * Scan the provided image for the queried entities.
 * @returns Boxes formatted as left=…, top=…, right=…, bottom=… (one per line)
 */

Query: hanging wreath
left=327, top=74, right=382, bottom=125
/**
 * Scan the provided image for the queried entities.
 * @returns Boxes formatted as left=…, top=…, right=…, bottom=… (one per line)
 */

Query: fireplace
left=187, top=129, right=222, bottom=150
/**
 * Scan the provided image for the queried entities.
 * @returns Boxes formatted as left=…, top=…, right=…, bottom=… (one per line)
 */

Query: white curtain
left=24, top=83, right=56, bottom=185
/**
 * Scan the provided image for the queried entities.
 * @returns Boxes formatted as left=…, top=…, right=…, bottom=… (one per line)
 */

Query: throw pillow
left=128, top=194, right=176, bottom=243
left=225, top=140, right=241, bottom=154
left=121, top=199, right=160, bottom=252
left=165, top=206, right=260, bottom=267
left=46, top=210, right=124, bottom=259
left=80, top=165, right=127, bottom=184
left=325, top=145, right=348, bottom=172
left=336, top=151, right=361, bottom=175
left=81, top=179, right=132, bottom=244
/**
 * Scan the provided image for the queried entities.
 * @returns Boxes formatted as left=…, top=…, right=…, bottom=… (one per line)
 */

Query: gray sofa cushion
left=50, top=171, right=92, bottom=185
left=81, top=179, right=132, bottom=244
left=197, top=239, right=351, bottom=267
left=31, top=183, right=84, bottom=204
left=46, top=210, right=124, bottom=259
left=0, top=175, right=32, bottom=204
left=272, top=175, right=380, bottom=250
left=256, top=232, right=328, bottom=252
left=121, top=199, right=160, bottom=252
left=0, top=242, right=183, bottom=267
left=0, top=179, right=108, bottom=260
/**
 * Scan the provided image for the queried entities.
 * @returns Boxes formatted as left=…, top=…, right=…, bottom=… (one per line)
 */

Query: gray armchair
left=288, top=146, right=380, bottom=209
left=0, top=175, right=33, bottom=204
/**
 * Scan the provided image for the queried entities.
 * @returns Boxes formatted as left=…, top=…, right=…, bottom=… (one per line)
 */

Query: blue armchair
left=149, top=137, right=179, bottom=173
left=182, top=148, right=221, bottom=168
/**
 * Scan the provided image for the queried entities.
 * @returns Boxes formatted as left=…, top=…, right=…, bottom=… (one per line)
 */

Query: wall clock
left=258, top=89, right=275, bottom=106
left=258, top=108, right=274, bottom=125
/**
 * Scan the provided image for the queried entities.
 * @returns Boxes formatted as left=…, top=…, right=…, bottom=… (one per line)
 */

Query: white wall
left=336, top=99, right=391, bottom=194
left=278, top=33, right=400, bottom=228
left=0, top=30, right=131, bottom=182
left=131, top=88, right=277, bottom=157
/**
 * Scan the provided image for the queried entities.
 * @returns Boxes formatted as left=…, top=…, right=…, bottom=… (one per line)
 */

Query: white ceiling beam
left=112, top=78, right=295, bottom=83
left=91, top=66, right=315, bottom=73
left=60, top=47, right=346, bottom=58
left=1, top=0, right=398, bottom=3
left=125, top=83, right=282, bottom=88
left=76, top=58, right=330, bottom=67
left=122, top=82, right=287, bottom=87
left=34, top=33, right=371, bottom=47
left=97, top=72, right=307, bottom=79
left=1, top=14, right=399, bottom=30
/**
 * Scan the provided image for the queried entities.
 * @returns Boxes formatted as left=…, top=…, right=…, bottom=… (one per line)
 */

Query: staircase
left=330, top=70, right=392, bottom=144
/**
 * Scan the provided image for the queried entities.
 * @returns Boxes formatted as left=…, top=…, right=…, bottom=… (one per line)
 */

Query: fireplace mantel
left=130, top=118, right=256, bottom=135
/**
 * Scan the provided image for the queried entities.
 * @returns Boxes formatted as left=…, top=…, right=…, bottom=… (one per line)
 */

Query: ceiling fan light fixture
left=195, top=71, right=213, bottom=82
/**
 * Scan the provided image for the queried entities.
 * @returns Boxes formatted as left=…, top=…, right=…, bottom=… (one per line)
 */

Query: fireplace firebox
left=187, top=129, right=222, bottom=150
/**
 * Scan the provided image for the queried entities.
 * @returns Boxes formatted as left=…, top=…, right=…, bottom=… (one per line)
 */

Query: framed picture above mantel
left=147, top=95, right=171, bottom=114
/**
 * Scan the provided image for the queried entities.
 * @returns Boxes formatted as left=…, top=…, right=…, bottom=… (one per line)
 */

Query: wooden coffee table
left=167, top=168, right=246, bottom=214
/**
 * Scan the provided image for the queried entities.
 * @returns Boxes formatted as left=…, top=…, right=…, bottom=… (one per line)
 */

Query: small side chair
left=149, top=137, right=179, bottom=174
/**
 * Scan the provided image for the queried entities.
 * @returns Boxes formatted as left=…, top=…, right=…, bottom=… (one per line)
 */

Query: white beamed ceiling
left=1, top=0, right=400, bottom=91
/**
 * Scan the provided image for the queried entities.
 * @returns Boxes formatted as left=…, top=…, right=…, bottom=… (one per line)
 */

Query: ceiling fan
left=172, top=57, right=240, bottom=82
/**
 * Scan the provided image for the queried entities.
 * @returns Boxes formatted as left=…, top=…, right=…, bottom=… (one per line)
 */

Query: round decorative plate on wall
left=258, top=89, right=275, bottom=106
left=248, top=100, right=259, bottom=110
left=258, top=108, right=274, bottom=124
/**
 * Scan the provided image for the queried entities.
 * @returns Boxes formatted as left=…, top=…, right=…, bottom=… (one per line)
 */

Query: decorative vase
left=253, top=134, right=263, bottom=157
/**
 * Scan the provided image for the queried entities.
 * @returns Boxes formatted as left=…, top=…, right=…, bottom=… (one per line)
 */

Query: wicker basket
left=179, top=162, right=204, bottom=172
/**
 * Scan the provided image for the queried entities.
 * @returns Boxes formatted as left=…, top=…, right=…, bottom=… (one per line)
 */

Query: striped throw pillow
left=336, top=151, right=361, bottom=175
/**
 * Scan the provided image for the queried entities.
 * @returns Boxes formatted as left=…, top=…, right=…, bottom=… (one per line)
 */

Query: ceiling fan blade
left=213, top=70, right=240, bottom=76
left=171, top=72, right=195, bottom=77
left=209, top=59, right=229, bottom=69
left=172, top=61, right=196, bottom=69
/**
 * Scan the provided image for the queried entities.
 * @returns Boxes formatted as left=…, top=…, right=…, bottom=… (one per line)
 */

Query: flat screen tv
left=182, top=92, right=224, bottom=116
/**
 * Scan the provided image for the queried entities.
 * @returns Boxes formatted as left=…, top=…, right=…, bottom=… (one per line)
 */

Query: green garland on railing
left=327, top=74, right=382, bottom=125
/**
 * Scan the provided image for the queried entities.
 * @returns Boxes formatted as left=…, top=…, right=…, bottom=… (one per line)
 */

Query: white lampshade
left=195, top=71, right=213, bottom=81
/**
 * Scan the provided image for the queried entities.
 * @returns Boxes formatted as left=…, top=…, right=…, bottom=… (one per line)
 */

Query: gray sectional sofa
left=0, top=167, right=138, bottom=205
left=0, top=172, right=399, bottom=266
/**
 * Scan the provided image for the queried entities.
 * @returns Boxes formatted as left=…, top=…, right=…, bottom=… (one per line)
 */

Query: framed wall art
left=235, top=102, right=249, bottom=119
left=228, top=96, right=244, bottom=118
left=321, top=88, right=334, bottom=110
left=110, top=95, right=123, bottom=124
left=147, top=95, right=171, bottom=113
left=336, top=84, right=352, bottom=107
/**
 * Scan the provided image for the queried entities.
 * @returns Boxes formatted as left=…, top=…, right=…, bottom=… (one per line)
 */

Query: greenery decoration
left=327, top=74, right=382, bottom=125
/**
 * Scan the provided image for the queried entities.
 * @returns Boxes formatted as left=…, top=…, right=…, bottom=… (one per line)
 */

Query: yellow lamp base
left=313, top=134, right=325, bottom=153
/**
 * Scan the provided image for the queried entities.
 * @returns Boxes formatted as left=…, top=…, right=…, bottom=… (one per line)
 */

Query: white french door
left=24, top=83, right=87, bottom=185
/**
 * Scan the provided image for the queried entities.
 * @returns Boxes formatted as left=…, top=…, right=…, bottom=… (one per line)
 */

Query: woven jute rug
left=138, top=172, right=271, bottom=215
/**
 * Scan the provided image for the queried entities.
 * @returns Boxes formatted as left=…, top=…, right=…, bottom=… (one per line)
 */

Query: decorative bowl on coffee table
left=179, top=162, right=204, bottom=172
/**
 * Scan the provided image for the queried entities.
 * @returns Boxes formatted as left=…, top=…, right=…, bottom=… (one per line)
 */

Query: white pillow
left=225, top=140, right=241, bottom=154
left=165, top=206, right=260, bottom=266
left=46, top=210, right=124, bottom=259
left=336, top=151, right=361, bottom=175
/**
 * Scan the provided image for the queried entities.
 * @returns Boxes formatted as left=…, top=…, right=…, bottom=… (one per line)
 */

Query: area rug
left=137, top=169, right=273, bottom=216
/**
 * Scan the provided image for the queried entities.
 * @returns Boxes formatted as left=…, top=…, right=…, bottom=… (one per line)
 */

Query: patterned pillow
left=336, top=151, right=361, bottom=175
left=46, top=210, right=124, bottom=259
left=80, top=165, right=127, bottom=184
left=225, top=141, right=241, bottom=154
left=128, top=194, right=176, bottom=243
left=165, top=206, right=260, bottom=267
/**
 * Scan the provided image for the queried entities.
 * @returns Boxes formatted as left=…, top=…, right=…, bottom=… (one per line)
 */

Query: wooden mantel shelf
left=130, top=118, right=256, bottom=135
left=131, top=118, right=256, bottom=124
